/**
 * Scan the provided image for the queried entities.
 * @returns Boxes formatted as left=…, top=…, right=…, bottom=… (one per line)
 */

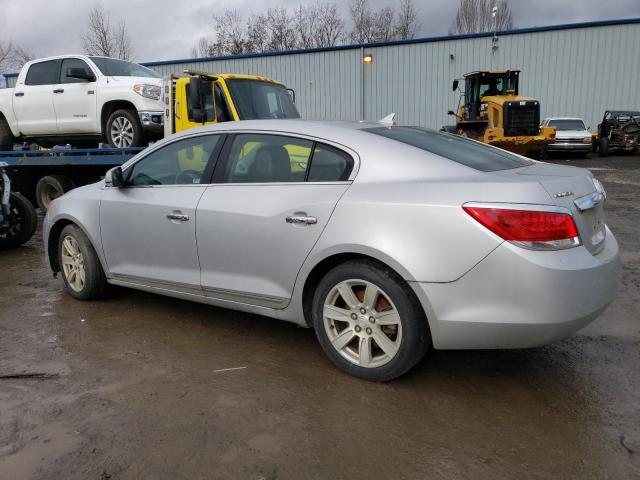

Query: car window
left=25, top=60, right=58, bottom=86
left=308, top=144, right=353, bottom=182
left=60, top=58, right=93, bottom=84
left=365, top=126, right=533, bottom=172
left=128, top=135, right=221, bottom=186
left=223, top=134, right=313, bottom=183
left=548, top=119, right=585, bottom=131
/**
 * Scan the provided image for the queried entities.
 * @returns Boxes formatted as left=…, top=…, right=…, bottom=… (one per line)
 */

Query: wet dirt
left=1, top=155, right=639, bottom=479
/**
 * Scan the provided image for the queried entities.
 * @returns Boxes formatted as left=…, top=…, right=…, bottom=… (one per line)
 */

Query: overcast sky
left=1, top=0, right=639, bottom=65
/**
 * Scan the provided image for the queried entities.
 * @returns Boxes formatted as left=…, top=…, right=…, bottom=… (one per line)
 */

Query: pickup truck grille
left=503, top=101, right=540, bottom=137
left=557, top=138, right=587, bottom=144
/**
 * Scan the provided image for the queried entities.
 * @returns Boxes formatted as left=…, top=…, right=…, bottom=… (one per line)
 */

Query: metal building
left=4, top=18, right=640, bottom=130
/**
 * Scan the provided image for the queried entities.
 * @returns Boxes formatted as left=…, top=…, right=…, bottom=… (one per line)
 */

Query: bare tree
left=81, top=5, right=133, bottom=60
left=0, top=41, right=14, bottom=73
left=315, top=3, right=345, bottom=47
left=213, top=9, right=246, bottom=55
left=372, top=6, right=395, bottom=42
left=395, top=0, right=421, bottom=40
left=0, top=40, right=34, bottom=86
left=246, top=14, right=269, bottom=53
left=266, top=8, right=298, bottom=51
left=350, top=0, right=375, bottom=44
left=449, top=0, right=513, bottom=35
left=191, top=37, right=219, bottom=58
left=294, top=4, right=318, bottom=48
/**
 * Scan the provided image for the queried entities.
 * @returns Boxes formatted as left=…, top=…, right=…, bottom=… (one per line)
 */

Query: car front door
left=196, top=133, right=355, bottom=308
left=53, top=58, right=98, bottom=133
left=100, top=133, right=224, bottom=293
left=12, top=59, right=59, bottom=135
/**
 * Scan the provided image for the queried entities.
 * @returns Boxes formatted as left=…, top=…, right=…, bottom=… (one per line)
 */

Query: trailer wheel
left=35, top=175, right=74, bottom=211
left=106, top=109, right=145, bottom=148
left=599, top=138, right=609, bottom=157
left=0, top=193, right=37, bottom=248
left=0, top=116, right=14, bottom=151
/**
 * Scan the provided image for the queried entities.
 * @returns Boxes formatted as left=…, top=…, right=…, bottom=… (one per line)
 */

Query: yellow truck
left=163, top=71, right=299, bottom=135
left=446, top=70, right=555, bottom=156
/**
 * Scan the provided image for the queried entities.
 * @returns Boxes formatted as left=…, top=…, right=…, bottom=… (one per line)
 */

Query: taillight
left=463, top=205, right=581, bottom=250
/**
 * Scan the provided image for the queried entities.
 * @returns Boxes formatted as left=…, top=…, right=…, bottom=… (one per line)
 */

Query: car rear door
left=196, top=133, right=355, bottom=308
left=100, top=133, right=224, bottom=293
left=12, top=59, right=59, bottom=135
left=53, top=58, right=98, bottom=133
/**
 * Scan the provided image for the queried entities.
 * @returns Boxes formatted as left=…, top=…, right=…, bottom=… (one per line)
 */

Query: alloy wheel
left=323, top=279, right=402, bottom=368
left=110, top=116, right=134, bottom=147
left=61, top=235, right=85, bottom=292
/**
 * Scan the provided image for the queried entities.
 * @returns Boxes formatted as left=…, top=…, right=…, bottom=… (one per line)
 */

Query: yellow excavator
left=445, top=70, right=555, bottom=156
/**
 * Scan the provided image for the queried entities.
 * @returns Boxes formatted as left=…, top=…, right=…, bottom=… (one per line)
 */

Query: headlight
left=583, top=137, right=592, bottom=144
left=133, top=84, right=161, bottom=101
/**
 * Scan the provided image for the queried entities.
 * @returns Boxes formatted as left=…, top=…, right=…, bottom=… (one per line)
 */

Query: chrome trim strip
left=574, top=191, right=605, bottom=212
left=110, top=273, right=204, bottom=296
left=202, top=286, right=288, bottom=309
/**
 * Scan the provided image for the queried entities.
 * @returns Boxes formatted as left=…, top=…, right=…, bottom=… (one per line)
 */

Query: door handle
left=166, top=213, right=190, bottom=222
left=14, top=92, right=24, bottom=97
left=53, top=88, right=64, bottom=94
left=286, top=215, right=317, bottom=225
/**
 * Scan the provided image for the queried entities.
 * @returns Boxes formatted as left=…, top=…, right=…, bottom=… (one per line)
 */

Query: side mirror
left=105, top=166, right=124, bottom=188
left=447, top=110, right=456, bottom=116
left=587, top=125, right=591, bottom=131
left=67, top=67, right=95, bottom=82
left=452, top=79, right=459, bottom=91
left=287, top=88, right=296, bottom=104
left=189, top=77, right=205, bottom=123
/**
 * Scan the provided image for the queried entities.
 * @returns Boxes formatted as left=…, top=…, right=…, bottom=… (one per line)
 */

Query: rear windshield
left=548, top=119, right=585, bottom=130
left=365, top=127, right=533, bottom=172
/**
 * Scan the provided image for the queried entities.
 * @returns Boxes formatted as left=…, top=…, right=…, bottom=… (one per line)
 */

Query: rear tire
left=58, top=224, right=111, bottom=300
left=0, top=116, right=14, bottom=151
left=35, top=175, right=74, bottom=211
left=599, top=137, right=609, bottom=157
left=0, top=193, right=37, bottom=248
left=106, top=109, right=145, bottom=148
left=312, top=259, right=431, bottom=381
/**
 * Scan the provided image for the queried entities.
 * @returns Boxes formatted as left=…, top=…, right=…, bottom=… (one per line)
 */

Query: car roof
left=544, top=117, right=585, bottom=122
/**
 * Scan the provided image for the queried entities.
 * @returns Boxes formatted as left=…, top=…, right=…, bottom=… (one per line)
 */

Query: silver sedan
left=43, top=120, right=621, bottom=381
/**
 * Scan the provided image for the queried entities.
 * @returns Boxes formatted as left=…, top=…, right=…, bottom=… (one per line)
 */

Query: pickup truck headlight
left=133, top=84, right=161, bottom=101
left=583, top=137, right=592, bottom=144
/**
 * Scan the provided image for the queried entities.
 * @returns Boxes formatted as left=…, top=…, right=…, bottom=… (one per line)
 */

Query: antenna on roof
left=378, top=113, right=396, bottom=126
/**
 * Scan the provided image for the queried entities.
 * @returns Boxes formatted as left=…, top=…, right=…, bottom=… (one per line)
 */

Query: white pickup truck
left=0, top=55, right=164, bottom=150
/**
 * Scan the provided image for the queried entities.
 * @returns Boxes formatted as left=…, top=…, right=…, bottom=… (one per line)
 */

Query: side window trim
left=123, top=133, right=226, bottom=187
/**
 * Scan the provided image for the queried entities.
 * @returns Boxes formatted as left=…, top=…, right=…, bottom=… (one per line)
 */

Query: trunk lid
left=500, top=163, right=606, bottom=254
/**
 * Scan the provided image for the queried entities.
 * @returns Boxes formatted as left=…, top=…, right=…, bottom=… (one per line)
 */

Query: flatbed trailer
left=0, top=146, right=144, bottom=210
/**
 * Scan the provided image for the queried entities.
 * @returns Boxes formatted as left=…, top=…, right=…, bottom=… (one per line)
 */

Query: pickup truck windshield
left=548, top=119, right=586, bottom=131
left=226, top=79, right=300, bottom=120
left=365, top=126, right=533, bottom=172
left=89, top=57, right=160, bottom=78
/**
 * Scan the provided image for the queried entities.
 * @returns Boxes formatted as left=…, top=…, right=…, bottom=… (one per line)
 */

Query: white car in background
left=541, top=117, right=592, bottom=157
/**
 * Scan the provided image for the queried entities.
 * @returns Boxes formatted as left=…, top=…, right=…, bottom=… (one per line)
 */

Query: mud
left=1, top=154, right=639, bottom=480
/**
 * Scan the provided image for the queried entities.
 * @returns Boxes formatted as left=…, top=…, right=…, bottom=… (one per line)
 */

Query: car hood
left=105, top=76, right=162, bottom=86
left=554, top=129, right=590, bottom=139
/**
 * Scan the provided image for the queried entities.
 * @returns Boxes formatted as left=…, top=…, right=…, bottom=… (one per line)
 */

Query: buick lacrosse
left=44, top=120, right=620, bottom=381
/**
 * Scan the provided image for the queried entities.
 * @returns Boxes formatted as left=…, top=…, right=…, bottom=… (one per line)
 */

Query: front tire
left=35, top=175, right=74, bottom=211
left=312, top=259, right=431, bottom=381
left=0, top=193, right=37, bottom=248
left=106, top=109, right=145, bottom=148
left=599, top=137, right=609, bottom=157
left=58, top=224, right=111, bottom=300
left=0, top=115, right=14, bottom=151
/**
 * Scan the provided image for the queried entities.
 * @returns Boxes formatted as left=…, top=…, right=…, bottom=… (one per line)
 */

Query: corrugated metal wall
left=5, top=21, right=640, bottom=130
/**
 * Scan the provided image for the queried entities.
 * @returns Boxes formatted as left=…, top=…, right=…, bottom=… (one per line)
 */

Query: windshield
left=548, top=119, right=586, bottom=130
left=365, top=127, right=533, bottom=172
left=226, top=79, right=300, bottom=120
left=478, top=76, right=516, bottom=97
left=89, top=57, right=160, bottom=78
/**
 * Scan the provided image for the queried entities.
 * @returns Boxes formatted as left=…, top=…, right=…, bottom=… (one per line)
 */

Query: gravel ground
left=0, top=153, right=638, bottom=480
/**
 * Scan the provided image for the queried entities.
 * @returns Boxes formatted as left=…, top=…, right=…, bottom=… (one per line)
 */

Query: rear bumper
left=412, top=226, right=621, bottom=350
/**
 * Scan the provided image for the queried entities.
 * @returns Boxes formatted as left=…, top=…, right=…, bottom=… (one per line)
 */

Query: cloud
left=1, top=0, right=639, bottom=65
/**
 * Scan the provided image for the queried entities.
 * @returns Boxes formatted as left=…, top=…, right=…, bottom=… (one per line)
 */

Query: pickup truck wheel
left=0, top=116, right=14, bottom=151
left=0, top=193, right=37, bottom=248
left=35, top=175, right=74, bottom=211
left=106, top=109, right=145, bottom=148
